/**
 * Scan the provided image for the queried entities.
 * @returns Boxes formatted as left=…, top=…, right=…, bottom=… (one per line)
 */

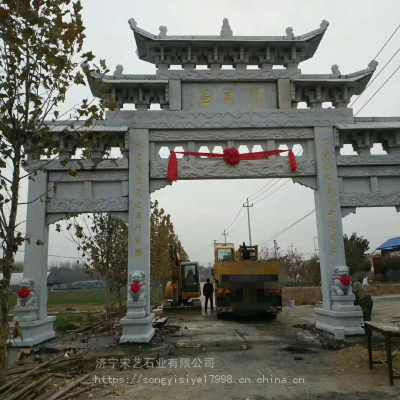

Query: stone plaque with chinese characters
left=181, top=82, right=277, bottom=111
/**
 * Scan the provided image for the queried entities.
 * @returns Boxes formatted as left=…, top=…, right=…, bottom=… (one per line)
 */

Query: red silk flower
left=131, top=282, right=144, bottom=293
left=223, top=147, right=241, bottom=165
left=334, top=276, right=351, bottom=286
left=17, top=288, right=33, bottom=298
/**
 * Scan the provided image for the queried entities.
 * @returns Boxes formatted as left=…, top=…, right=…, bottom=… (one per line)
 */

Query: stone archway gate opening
left=16, top=18, right=400, bottom=345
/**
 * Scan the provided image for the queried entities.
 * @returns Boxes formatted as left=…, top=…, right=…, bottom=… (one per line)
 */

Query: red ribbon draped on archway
left=167, top=147, right=297, bottom=182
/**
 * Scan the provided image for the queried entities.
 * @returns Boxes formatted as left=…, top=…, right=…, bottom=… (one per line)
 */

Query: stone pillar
left=13, top=169, right=55, bottom=346
left=120, top=129, right=155, bottom=343
left=313, top=127, right=364, bottom=336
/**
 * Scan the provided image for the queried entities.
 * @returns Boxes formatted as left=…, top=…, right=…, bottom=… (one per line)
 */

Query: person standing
left=203, top=278, right=214, bottom=312
left=352, top=281, right=373, bottom=326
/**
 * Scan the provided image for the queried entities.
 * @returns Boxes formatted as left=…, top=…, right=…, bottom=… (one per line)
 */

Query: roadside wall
left=282, top=284, right=400, bottom=305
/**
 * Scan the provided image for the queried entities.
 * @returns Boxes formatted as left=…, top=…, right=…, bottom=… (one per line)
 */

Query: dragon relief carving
left=149, top=128, right=314, bottom=141
left=156, top=69, right=302, bottom=81
left=338, top=166, right=400, bottom=177
left=106, top=109, right=354, bottom=129
left=150, top=159, right=315, bottom=179
left=47, top=197, right=129, bottom=213
left=337, top=155, right=400, bottom=166
left=25, top=158, right=128, bottom=172
left=340, top=193, right=400, bottom=207
left=48, top=170, right=129, bottom=182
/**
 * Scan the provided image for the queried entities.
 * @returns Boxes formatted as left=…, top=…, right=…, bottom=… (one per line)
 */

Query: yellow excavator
left=213, top=242, right=288, bottom=318
left=163, top=245, right=202, bottom=311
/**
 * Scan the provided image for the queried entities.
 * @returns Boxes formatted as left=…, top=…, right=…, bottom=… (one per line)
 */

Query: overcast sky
left=13, top=0, right=400, bottom=267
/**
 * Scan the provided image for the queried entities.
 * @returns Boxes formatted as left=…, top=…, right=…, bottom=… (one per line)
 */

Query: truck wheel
left=266, top=313, right=277, bottom=320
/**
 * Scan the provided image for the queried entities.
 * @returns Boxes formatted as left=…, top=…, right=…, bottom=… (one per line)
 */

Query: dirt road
left=80, top=300, right=400, bottom=400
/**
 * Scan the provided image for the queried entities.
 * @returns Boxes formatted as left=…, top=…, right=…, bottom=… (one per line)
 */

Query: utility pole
left=212, top=239, right=217, bottom=248
left=222, top=229, right=228, bottom=244
left=313, top=236, right=319, bottom=258
left=243, top=198, right=253, bottom=245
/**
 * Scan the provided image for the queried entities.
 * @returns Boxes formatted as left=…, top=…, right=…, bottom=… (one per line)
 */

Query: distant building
left=47, top=268, right=105, bottom=292
left=369, top=236, right=400, bottom=280
left=0, top=272, right=50, bottom=293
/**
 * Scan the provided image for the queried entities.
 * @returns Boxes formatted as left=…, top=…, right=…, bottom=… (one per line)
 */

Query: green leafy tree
left=0, top=0, right=108, bottom=382
left=344, top=233, right=370, bottom=275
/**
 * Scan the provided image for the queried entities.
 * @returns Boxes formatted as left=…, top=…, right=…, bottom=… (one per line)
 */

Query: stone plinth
left=120, top=314, right=155, bottom=343
left=14, top=305, right=38, bottom=322
left=11, top=316, right=56, bottom=347
left=126, top=301, right=146, bottom=319
left=315, top=294, right=365, bottom=336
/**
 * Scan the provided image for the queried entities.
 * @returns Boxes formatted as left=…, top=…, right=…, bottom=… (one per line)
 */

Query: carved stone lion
left=128, top=270, right=146, bottom=303
left=331, top=266, right=352, bottom=296
left=17, top=278, right=37, bottom=307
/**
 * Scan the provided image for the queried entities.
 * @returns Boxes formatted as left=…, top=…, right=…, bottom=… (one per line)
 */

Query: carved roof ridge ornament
left=296, top=60, right=379, bottom=82
left=130, top=19, right=329, bottom=67
left=285, top=27, right=294, bottom=40
left=158, top=25, right=168, bottom=39
left=130, top=19, right=328, bottom=41
left=220, top=18, right=233, bottom=37
left=331, top=64, right=341, bottom=78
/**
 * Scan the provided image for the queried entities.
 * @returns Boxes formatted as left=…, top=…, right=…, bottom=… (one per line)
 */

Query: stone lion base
left=315, top=294, right=365, bottom=336
left=11, top=316, right=56, bottom=347
left=120, top=314, right=155, bottom=343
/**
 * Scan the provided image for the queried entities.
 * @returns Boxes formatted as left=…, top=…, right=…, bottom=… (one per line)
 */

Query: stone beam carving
left=341, top=207, right=356, bottom=218
left=47, top=197, right=128, bottom=213
left=339, top=193, right=400, bottom=208
left=156, top=69, right=302, bottom=81
left=46, top=213, right=67, bottom=226
left=24, top=158, right=128, bottom=172
left=110, top=212, right=129, bottom=223
left=106, top=109, right=354, bottom=129
left=337, top=155, right=400, bottom=166
left=150, top=159, right=315, bottom=180
left=149, top=179, right=172, bottom=193
left=292, top=177, right=317, bottom=190
left=338, top=166, right=400, bottom=177
left=149, top=128, right=314, bottom=141
left=49, top=170, right=129, bottom=182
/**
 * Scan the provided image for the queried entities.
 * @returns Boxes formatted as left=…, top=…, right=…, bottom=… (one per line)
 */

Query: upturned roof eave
left=133, top=23, right=327, bottom=65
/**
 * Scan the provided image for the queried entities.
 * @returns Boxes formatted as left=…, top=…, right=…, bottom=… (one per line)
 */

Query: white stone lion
left=17, top=278, right=37, bottom=307
left=331, top=265, right=352, bottom=296
left=128, top=270, right=146, bottom=303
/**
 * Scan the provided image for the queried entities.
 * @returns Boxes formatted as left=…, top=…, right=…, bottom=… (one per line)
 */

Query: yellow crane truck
left=213, top=242, right=288, bottom=319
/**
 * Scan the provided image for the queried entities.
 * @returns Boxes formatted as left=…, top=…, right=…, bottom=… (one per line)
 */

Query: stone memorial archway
left=15, top=18, right=400, bottom=345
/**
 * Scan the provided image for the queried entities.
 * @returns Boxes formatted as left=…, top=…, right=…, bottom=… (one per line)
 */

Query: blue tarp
left=377, top=236, right=400, bottom=250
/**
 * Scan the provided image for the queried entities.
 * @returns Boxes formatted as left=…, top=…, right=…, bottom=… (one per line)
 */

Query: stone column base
left=314, top=308, right=365, bottom=336
left=126, top=301, right=146, bottom=319
left=14, top=305, right=38, bottom=322
left=11, top=316, right=56, bottom=347
left=120, top=314, right=155, bottom=343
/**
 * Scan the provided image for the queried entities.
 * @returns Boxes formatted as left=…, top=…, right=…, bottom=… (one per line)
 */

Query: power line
left=17, top=249, right=84, bottom=260
left=227, top=211, right=247, bottom=234
left=248, top=179, right=274, bottom=200
left=257, top=209, right=315, bottom=247
left=253, top=179, right=291, bottom=205
left=350, top=46, right=400, bottom=108
left=355, top=63, right=400, bottom=116
left=224, top=207, right=244, bottom=232
left=373, top=24, right=400, bottom=60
